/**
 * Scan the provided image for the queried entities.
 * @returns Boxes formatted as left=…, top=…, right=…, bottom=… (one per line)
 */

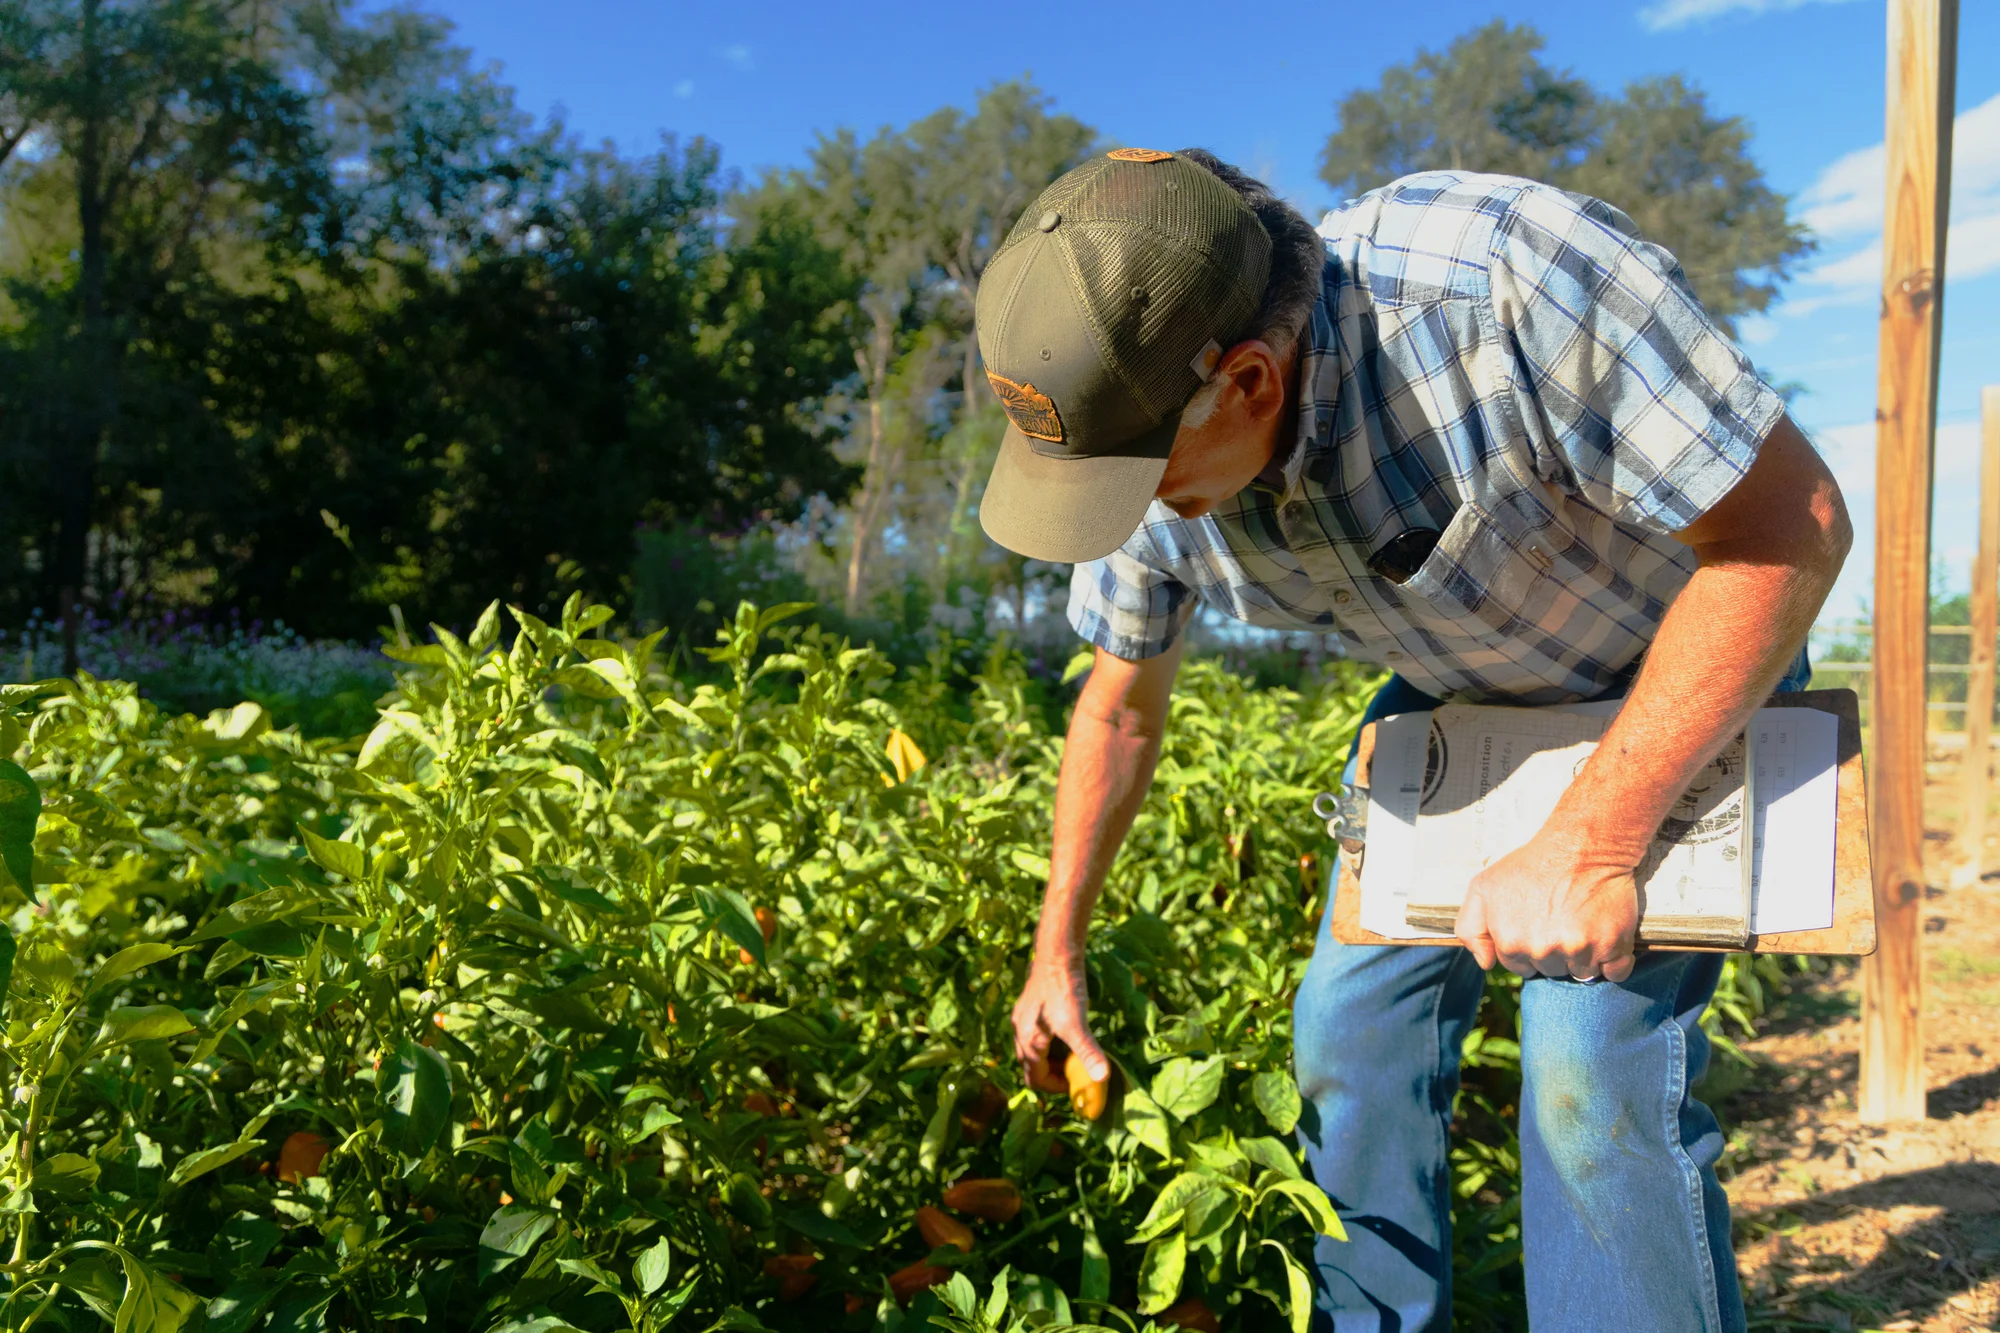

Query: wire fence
left=1808, top=620, right=1996, bottom=738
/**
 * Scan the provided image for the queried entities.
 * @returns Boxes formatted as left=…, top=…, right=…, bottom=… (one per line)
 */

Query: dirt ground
left=1716, top=768, right=2000, bottom=1333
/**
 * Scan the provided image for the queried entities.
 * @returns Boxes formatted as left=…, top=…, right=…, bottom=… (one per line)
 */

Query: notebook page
left=1748, top=706, right=1839, bottom=933
left=1358, top=711, right=1451, bottom=939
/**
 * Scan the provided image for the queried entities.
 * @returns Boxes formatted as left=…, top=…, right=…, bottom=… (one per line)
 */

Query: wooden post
left=1961, top=385, right=2000, bottom=886
left=1863, top=0, right=1958, bottom=1125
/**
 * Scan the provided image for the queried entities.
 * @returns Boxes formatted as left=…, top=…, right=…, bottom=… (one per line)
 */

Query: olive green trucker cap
left=976, top=149, right=1273, bottom=563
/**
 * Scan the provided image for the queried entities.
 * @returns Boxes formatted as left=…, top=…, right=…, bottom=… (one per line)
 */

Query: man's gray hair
left=1175, top=149, right=1324, bottom=429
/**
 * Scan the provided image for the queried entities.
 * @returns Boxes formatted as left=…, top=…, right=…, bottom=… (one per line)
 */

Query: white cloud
left=1737, top=313, right=1779, bottom=346
left=1637, top=0, right=1860, bottom=33
left=1949, top=208, right=2000, bottom=282
left=720, top=44, right=753, bottom=71
left=1796, top=94, right=2000, bottom=240
left=1777, top=90, right=2000, bottom=317
left=1802, top=239, right=1885, bottom=290
left=1797, top=142, right=1885, bottom=238
left=673, top=79, right=695, bottom=99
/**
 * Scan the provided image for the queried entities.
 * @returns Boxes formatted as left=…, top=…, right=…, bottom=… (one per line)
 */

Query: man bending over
left=979, top=147, right=1849, bottom=1331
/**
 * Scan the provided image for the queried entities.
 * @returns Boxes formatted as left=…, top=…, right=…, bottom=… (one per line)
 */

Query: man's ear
left=1216, top=339, right=1284, bottom=419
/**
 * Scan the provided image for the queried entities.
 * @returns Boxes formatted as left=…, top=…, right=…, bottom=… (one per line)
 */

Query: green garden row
left=0, top=600, right=1388, bottom=1333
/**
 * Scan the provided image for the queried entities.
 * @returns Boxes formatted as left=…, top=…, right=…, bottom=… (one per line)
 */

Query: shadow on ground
left=1738, top=1161, right=2000, bottom=1330
left=1929, top=1065, right=2000, bottom=1119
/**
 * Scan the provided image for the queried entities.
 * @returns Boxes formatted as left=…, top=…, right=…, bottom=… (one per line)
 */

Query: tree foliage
left=1318, top=20, right=1811, bottom=327
left=0, top=1, right=858, bottom=639
left=743, top=82, right=1095, bottom=616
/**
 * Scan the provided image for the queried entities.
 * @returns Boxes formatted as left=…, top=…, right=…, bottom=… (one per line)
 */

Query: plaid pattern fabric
left=1066, top=172, right=1787, bottom=704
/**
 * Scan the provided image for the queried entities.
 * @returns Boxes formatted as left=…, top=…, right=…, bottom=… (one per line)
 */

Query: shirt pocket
left=1398, top=501, right=1569, bottom=641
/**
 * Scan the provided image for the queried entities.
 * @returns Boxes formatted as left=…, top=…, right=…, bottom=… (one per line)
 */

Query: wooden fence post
left=1863, top=0, right=1958, bottom=1125
left=1962, top=385, right=2000, bottom=887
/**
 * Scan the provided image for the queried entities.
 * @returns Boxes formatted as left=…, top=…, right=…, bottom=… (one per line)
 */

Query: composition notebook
left=1329, top=688, right=1877, bottom=956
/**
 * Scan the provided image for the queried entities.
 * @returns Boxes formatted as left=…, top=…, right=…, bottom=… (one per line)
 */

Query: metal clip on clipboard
left=1310, top=785, right=1369, bottom=871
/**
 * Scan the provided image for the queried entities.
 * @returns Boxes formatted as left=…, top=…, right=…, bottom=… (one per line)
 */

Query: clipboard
left=1328, top=687, right=1876, bottom=955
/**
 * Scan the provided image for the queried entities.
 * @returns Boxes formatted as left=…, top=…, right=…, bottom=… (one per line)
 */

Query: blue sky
left=391, top=0, right=2000, bottom=619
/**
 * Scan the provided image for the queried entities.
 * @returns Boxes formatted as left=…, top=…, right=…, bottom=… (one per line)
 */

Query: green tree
left=751, top=80, right=1093, bottom=617
left=0, top=2, right=859, bottom=639
left=1319, top=21, right=1594, bottom=193
left=906, top=82, right=1097, bottom=416
left=303, top=141, right=857, bottom=631
left=1318, top=20, right=1810, bottom=328
left=0, top=0, right=332, bottom=665
left=906, top=84, right=1095, bottom=614
left=754, top=123, right=928, bottom=616
left=1566, top=75, right=1809, bottom=322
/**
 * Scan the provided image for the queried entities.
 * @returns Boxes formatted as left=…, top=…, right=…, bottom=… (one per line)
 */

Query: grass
left=1931, top=946, right=2000, bottom=1006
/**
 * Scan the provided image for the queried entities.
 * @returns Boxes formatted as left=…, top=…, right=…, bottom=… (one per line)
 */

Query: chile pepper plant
left=0, top=600, right=1373, bottom=1333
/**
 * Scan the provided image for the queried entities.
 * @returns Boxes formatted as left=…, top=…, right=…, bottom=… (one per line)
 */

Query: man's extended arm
left=1011, top=639, right=1185, bottom=1089
left=1456, top=415, right=1853, bottom=980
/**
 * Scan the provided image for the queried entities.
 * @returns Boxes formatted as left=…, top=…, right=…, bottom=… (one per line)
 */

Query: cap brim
left=979, top=422, right=1174, bottom=563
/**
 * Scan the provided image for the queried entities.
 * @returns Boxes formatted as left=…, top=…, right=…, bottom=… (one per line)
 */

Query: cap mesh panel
left=986, top=152, right=1274, bottom=433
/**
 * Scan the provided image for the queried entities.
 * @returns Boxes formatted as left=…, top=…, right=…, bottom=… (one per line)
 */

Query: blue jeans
left=1293, top=656, right=1809, bottom=1331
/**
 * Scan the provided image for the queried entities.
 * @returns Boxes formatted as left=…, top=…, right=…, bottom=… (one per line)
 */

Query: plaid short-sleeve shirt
left=1066, top=171, right=1787, bottom=705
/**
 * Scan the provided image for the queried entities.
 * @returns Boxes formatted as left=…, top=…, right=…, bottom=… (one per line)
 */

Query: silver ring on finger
left=1573, top=972, right=1603, bottom=985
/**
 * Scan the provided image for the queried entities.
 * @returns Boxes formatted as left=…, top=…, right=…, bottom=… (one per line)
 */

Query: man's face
left=1153, top=339, right=1296, bottom=521
left=1154, top=421, right=1275, bottom=520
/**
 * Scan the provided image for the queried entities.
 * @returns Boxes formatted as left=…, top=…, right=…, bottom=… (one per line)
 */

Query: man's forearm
left=1035, top=643, right=1182, bottom=959
left=1557, top=422, right=1852, bottom=861
left=1559, top=557, right=1829, bottom=860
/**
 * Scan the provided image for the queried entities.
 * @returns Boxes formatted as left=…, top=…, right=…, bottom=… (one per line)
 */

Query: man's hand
left=1455, top=825, right=1640, bottom=981
left=1011, top=949, right=1111, bottom=1092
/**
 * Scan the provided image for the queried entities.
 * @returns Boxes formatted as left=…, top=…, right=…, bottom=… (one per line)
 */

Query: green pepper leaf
left=0, top=924, right=17, bottom=1012
left=32, top=1152, right=99, bottom=1197
left=1251, top=1070, right=1303, bottom=1135
left=477, top=1206, right=557, bottom=1284
left=97, top=1006, right=196, bottom=1049
left=633, top=1236, right=673, bottom=1295
left=1240, top=1136, right=1303, bottom=1182
left=1257, top=1178, right=1347, bottom=1240
left=918, top=1084, right=959, bottom=1175
left=1261, top=1239, right=1315, bottom=1333
left=90, top=944, right=191, bottom=995
left=0, top=760, right=39, bottom=893
left=556, top=1256, right=623, bottom=1296
left=168, top=1137, right=265, bottom=1188
left=299, top=828, right=365, bottom=882
left=381, top=1040, right=452, bottom=1158
left=1079, top=1209, right=1111, bottom=1303
left=1116, top=1085, right=1174, bottom=1161
left=1151, top=1056, right=1226, bottom=1120
left=1131, top=1172, right=1225, bottom=1243
left=101, top=1245, right=203, bottom=1333
left=1134, top=1231, right=1186, bottom=1315
left=204, top=1271, right=285, bottom=1333
left=699, top=887, right=766, bottom=967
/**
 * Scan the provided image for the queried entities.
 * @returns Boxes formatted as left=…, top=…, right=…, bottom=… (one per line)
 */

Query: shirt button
left=1284, top=501, right=1308, bottom=523
left=1333, top=589, right=1352, bottom=605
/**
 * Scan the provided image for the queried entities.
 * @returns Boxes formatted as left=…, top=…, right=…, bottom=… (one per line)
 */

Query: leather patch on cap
left=1107, top=147, right=1173, bottom=163
left=987, top=372, right=1064, bottom=443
